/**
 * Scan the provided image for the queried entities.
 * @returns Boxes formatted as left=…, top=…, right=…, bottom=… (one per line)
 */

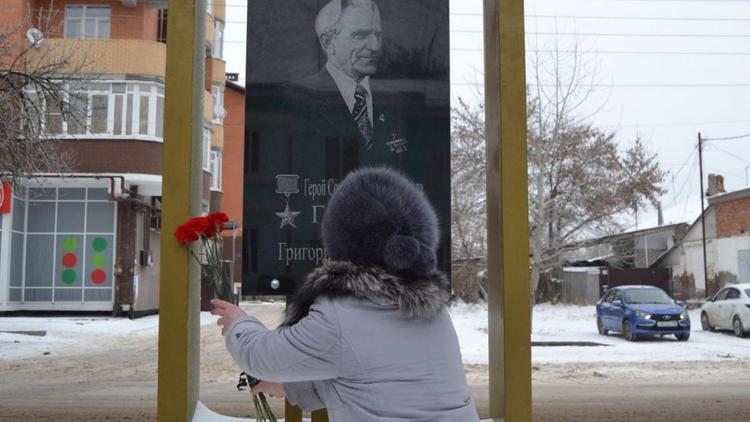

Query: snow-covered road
left=3, top=302, right=750, bottom=365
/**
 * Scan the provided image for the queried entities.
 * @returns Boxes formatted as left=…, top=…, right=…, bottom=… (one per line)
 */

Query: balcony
left=27, top=38, right=166, bottom=78
left=211, top=57, right=225, bottom=85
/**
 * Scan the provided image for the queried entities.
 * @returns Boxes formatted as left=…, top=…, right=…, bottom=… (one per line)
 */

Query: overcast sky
left=221, top=0, right=750, bottom=230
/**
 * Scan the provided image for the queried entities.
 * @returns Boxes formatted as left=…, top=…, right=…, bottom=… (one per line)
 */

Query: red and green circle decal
left=91, top=269, right=107, bottom=285
left=61, top=237, right=79, bottom=284
left=62, top=269, right=77, bottom=284
left=62, top=253, right=77, bottom=268
left=91, top=253, right=107, bottom=268
left=62, top=237, right=78, bottom=252
left=90, top=237, right=108, bottom=285
left=92, top=237, right=107, bottom=252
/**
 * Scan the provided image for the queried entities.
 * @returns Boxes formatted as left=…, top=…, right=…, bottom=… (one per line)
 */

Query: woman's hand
left=251, top=381, right=286, bottom=398
left=210, top=299, right=248, bottom=336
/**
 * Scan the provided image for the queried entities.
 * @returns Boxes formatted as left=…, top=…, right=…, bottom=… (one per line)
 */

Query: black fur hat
left=322, top=167, right=439, bottom=276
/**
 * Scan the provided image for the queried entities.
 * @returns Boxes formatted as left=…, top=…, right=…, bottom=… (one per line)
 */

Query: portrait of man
left=244, top=0, right=450, bottom=295
left=287, top=0, right=409, bottom=164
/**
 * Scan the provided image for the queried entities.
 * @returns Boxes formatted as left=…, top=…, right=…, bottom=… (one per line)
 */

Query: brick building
left=0, top=0, right=226, bottom=314
left=221, top=80, right=245, bottom=288
left=654, top=181, right=750, bottom=298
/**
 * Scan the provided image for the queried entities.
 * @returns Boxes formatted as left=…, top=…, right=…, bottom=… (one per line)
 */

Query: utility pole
left=698, top=132, right=710, bottom=296
left=158, top=1, right=206, bottom=420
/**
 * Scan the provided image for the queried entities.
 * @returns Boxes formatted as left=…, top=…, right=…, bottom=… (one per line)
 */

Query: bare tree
left=526, top=35, right=665, bottom=302
left=451, top=97, right=487, bottom=261
left=0, top=2, right=89, bottom=188
left=450, top=36, right=666, bottom=303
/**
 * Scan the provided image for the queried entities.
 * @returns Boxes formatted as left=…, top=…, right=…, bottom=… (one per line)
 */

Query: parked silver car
left=700, top=283, right=750, bottom=338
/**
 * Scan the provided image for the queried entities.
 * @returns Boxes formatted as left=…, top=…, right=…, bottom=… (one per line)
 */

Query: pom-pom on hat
left=322, top=167, right=439, bottom=276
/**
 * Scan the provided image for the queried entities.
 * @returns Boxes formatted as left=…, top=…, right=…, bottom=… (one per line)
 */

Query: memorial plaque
left=243, top=0, right=450, bottom=295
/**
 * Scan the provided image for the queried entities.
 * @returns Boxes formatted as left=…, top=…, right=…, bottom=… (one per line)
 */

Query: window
left=138, top=84, right=151, bottom=135
left=150, top=210, right=162, bottom=233
left=726, top=288, right=741, bottom=300
left=91, top=93, right=109, bottom=133
left=212, top=84, right=224, bottom=123
left=612, top=290, right=622, bottom=302
left=45, top=94, right=62, bottom=134
left=64, top=6, right=111, bottom=39
left=156, top=89, right=165, bottom=138
left=213, top=20, right=224, bottom=59
left=9, top=187, right=116, bottom=304
left=714, top=289, right=730, bottom=301
left=157, top=9, right=168, bottom=43
left=207, top=0, right=214, bottom=15
left=28, top=82, right=165, bottom=140
left=66, top=93, right=88, bottom=135
left=203, top=126, right=212, bottom=171
left=210, top=149, right=222, bottom=191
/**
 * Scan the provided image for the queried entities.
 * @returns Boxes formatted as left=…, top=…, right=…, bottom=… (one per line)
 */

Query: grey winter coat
left=225, top=261, right=479, bottom=422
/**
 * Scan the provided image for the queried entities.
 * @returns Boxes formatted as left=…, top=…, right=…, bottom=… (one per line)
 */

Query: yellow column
left=484, top=0, right=531, bottom=421
left=157, top=0, right=206, bottom=420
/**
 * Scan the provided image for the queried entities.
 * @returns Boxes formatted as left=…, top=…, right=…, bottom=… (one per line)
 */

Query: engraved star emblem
left=275, top=203, right=301, bottom=229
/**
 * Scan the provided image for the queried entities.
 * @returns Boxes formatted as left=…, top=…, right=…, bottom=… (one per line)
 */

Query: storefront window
left=8, top=187, right=116, bottom=304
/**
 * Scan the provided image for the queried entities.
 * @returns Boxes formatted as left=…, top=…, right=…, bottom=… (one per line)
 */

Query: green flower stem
left=253, top=394, right=265, bottom=421
left=259, top=393, right=277, bottom=422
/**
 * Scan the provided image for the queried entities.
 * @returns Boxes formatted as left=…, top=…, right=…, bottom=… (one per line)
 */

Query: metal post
left=698, top=133, right=709, bottom=296
left=484, top=0, right=531, bottom=421
left=157, top=0, right=206, bottom=420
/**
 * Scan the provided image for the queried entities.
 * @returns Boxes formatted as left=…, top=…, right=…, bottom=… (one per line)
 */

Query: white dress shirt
left=326, top=61, right=374, bottom=124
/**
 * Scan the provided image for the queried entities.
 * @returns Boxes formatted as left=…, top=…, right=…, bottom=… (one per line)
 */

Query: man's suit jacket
left=284, top=69, right=409, bottom=171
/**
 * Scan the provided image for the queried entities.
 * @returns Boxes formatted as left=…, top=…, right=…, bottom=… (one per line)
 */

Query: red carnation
left=174, top=223, right=199, bottom=244
left=187, top=216, right=216, bottom=237
left=208, top=211, right=229, bottom=229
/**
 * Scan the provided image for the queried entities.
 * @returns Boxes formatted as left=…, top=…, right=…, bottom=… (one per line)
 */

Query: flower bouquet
left=174, top=212, right=278, bottom=421
left=174, top=212, right=234, bottom=302
left=237, top=372, right=277, bottom=422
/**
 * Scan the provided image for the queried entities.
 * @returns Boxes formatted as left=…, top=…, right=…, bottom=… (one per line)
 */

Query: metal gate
left=601, top=267, right=672, bottom=296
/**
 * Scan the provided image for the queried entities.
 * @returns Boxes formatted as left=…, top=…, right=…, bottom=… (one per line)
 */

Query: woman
left=212, top=168, right=479, bottom=421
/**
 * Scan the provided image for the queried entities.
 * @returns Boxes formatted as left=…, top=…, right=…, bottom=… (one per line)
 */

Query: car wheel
left=701, top=312, right=714, bottom=332
left=733, top=317, right=747, bottom=338
left=597, top=317, right=608, bottom=335
left=675, top=332, right=690, bottom=341
left=623, top=320, right=637, bottom=342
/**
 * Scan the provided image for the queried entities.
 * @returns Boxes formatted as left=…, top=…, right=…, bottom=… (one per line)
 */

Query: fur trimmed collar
left=281, top=260, right=450, bottom=326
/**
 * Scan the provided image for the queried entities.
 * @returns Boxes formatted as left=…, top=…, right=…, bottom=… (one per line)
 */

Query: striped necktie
left=352, top=83, right=373, bottom=150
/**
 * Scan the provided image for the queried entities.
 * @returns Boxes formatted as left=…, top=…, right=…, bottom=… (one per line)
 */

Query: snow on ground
left=0, top=305, right=263, bottom=360
left=2, top=301, right=749, bottom=366
left=451, top=302, right=750, bottom=364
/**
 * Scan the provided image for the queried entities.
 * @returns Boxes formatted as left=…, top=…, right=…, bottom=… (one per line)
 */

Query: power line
left=708, top=144, right=750, bottom=166
left=226, top=39, right=750, bottom=56
left=672, top=146, right=699, bottom=186
left=671, top=146, right=699, bottom=203
left=450, top=47, right=750, bottom=56
left=703, top=133, right=750, bottom=141
left=521, top=31, right=750, bottom=39
left=451, top=82, right=750, bottom=88
left=525, top=14, right=750, bottom=23
left=600, top=119, right=750, bottom=128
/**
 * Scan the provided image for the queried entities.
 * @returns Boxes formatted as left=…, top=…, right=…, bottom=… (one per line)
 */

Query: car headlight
left=680, top=311, right=688, bottom=320
left=636, top=310, right=652, bottom=320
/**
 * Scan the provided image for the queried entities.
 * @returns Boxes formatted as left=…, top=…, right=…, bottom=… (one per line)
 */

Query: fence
left=559, top=267, right=602, bottom=305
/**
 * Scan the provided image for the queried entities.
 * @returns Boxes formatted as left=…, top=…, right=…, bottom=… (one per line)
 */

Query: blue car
left=596, top=285, right=691, bottom=341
